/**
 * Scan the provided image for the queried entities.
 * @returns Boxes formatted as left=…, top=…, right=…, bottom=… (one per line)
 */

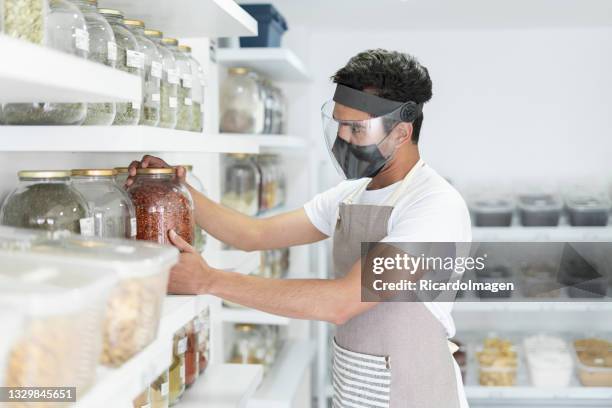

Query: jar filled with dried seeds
left=0, top=170, right=94, bottom=235
left=70, top=0, right=116, bottom=125
left=71, top=169, right=136, bottom=239
left=3, top=0, right=88, bottom=125
left=178, top=45, right=204, bottom=132
left=128, top=168, right=194, bottom=245
left=145, top=29, right=178, bottom=129
left=2, top=0, right=47, bottom=43
left=169, top=328, right=187, bottom=405
left=99, top=8, right=142, bottom=125
left=125, top=19, right=162, bottom=126
left=161, top=37, right=192, bottom=130
left=150, top=368, right=170, bottom=408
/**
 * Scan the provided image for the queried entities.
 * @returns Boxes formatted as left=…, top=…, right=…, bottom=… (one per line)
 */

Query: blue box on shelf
left=239, top=3, right=288, bottom=48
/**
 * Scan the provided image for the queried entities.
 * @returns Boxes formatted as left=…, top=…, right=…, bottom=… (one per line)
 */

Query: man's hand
left=126, top=154, right=187, bottom=188
left=167, top=229, right=216, bottom=295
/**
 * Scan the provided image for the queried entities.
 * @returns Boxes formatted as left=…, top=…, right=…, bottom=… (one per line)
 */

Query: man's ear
left=395, top=122, right=414, bottom=145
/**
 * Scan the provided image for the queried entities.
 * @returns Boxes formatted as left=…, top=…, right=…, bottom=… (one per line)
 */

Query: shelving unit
left=472, top=226, right=612, bottom=241
left=216, top=48, right=310, bottom=82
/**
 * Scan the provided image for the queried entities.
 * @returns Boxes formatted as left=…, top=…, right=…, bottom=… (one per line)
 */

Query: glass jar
left=221, top=154, right=261, bottom=216
left=272, top=86, right=286, bottom=134
left=220, top=67, right=264, bottom=134
left=2, top=0, right=88, bottom=125
left=184, top=319, right=199, bottom=388
left=179, top=164, right=206, bottom=253
left=113, top=166, right=129, bottom=188
left=262, top=79, right=274, bottom=134
left=127, top=168, right=194, bottom=245
left=71, top=0, right=116, bottom=125
left=99, top=8, right=142, bottom=125
left=125, top=19, right=162, bottom=127
left=178, top=44, right=204, bottom=132
left=161, top=38, right=192, bottom=130
left=133, top=387, right=150, bottom=408
left=197, top=308, right=210, bottom=375
left=0, top=170, right=93, bottom=235
left=144, top=29, right=177, bottom=129
left=256, top=155, right=279, bottom=213
left=71, top=169, right=136, bottom=239
left=169, top=328, right=187, bottom=406
left=150, top=368, right=170, bottom=408
left=230, top=324, right=266, bottom=365
left=2, top=0, right=47, bottom=44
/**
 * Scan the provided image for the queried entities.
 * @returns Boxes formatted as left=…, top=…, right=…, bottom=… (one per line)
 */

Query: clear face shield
left=321, top=84, right=423, bottom=180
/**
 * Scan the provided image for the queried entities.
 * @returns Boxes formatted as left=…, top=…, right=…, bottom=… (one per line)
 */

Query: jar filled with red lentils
left=128, top=168, right=195, bottom=245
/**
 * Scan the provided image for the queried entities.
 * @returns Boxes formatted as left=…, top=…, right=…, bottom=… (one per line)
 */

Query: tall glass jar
left=161, top=38, right=192, bottom=130
left=197, top=307, right=209, bottom=375
left=178, top=164, right=206, bottom=253
left=230, top=324, right=265, bottom=365
left=169, top=328, right=187, bottom=406
left=221, top=154, right=261, bottom=216
left=113, top=166, right=129, bottom=188
left=2, top=0, right=47, bottom=44
left=99, top=8, right=142, bottom=125
left=220, top=67, right=264, bottom=134
left=145, top=29, right=178, bottom=129
left=184, top=319, right=199, bottom=388
left=0, top=170, right=93, bottom=235
left=124, top=19, right=162, bottom=126
left=71, top=169, right=136, bottom=239
left=150, top=368, right=170, bottom=408
left=2, top=0, right=88, bottom=125
left=127, top=168, right=194, bottom=245
left=70, top=0, right=116, bottom=125
left=177, top=45, right=204, bottom=132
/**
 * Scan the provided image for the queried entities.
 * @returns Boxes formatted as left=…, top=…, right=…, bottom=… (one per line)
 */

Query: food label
left=127, top=50, right=145, bottom=69
left=107, top=41, right=117, bottom=61
left=151, top=61, right=163, bottom=79
left=168, top=69, right=180, bottom=85
left=152, top=93, right=161, bottom=102
left=180, top=363, right=185, bottom=380
left=177, top=337, right=188, bottom=354
left=130, top=218, right=137, bottom=237
left=184, top=97, right=192, bottom=106
left=75, top=28, right=89, bottom=52
left=161, top=382, right=169, bottom=396
left=182, top=74, right=193, bottom=89
left=131, top=100, right=141, bottom=110
left=79, top=217, right=95, bottom=237
left=169, top=97, right=178, bottom=108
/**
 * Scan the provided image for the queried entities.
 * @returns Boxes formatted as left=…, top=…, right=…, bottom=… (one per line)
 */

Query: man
left=128, top=49, right=471, bottom=408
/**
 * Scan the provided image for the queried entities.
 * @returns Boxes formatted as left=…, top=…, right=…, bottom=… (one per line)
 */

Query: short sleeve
left=303, top=180, right=360, bottom=237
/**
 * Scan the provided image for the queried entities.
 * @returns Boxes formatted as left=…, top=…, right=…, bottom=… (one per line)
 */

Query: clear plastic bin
left=524, top=335, right=573, bottom=387
left=520, top=262, right=561, bottom=298
left=0, top=251, right=116, bottom=398
left=0, top=225, right=53, bottom=251
left=31, top=235, right=177, bottom=367
left=476, top=337, right=518, bottom=386
left=470, top=197, right=515, bottom=227
left=565, top=194, right=611, bottom=227
left=573, top=338, right=612, bottom=387
left=518, top=194, right=563, bottom=227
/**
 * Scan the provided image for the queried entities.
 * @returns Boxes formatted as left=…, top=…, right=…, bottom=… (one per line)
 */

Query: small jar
left=71, top=169, right=136, bottom=239
left=169, top=328, right=187, bottom=406
left=184, top=319, right=199, bottom=388
left=113, top=166, right=129, bottom=188
left=133, top=387, right=151, bottom=408
left=161, top=38, right=192, bottom=130
left=2, top=0, right=47, bottom=44
left=127, top=168, right=194, bottom=245
left=144, top=29, right=178, bottom=129
left=178, top=45, right=205, bottom=132
left=230, top=324, right=265, bottom=365
left=71, top=0, right=116, bottom=125
left=220, top=67, right=265, bottom=134
left=99, top=8, right=143, bottom=125
left=150, top=368, right=170, bottom=408
left=179, top=164, right=206, bottom=252
left=0, top=170, right=93, bottom=235
left=222, top=154, right=261, bottom=216
left=197, top=308, right=210, bottom=375
left=3, top=0, right=88, bottom=125
left=124, top=19, right=162, bottom=127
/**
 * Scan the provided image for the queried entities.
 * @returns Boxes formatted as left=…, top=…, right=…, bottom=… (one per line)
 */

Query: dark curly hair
left=331, top=49, right=433, bottom=144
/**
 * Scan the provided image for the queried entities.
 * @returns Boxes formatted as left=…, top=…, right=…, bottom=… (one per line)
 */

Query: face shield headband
left=321, top=84, right=423, bottom=180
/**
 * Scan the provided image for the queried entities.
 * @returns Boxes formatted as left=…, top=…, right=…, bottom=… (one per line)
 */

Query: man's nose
left=337, top=124, right=352, bottom=142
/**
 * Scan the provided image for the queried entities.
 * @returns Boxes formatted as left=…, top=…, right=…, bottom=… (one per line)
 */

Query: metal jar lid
left=135, top=168, right=174, bottom=175
left=229, top=67, right=249, bottom=75
left=71, top=169, right=116, bottom=177
left=98, top=8, right=123, bottom=17
left=178, top=45, right=191, bottom=53
left=144, top=29, right=163, bottom=38
left=161, top=37, right=179, bottom=46
left=18, top=170, right=71, bottom=179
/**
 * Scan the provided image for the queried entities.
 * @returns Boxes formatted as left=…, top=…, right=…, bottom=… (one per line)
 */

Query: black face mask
left=331, top=137, right=388, bottom=179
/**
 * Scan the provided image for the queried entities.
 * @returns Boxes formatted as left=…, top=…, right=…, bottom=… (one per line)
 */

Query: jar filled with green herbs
left=3, top=0, right=88, bottom=125
left=70, top=0, right=116, bottom=125
left=124, top=19, right=162, bottom=127
left=2, top=0, right=47, bottom=44
left=99, top=8, right=142, bottom=125
left=161, top=37, right=192, bottom=131
left=145, top=29, right=177, bottom=129
left=178, top=45, right=204, bottom=133
left=0, top=170, right=94, bottom=236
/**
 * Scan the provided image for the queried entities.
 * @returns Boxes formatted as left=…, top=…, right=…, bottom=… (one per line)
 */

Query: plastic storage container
left=71, top=169, right=136, bottom=239
left=524, top=334, right=573, bottom=387
left=180, top=164, right=206, bottom=252
left=178, top=44, right=205, bottom=132
left=169, top=328, right=187, bottom=406
left=518, top=193, right=563, bottom=227
left=2, top=0, right=88, bottom=125
left=574, top=338, right=612, bottom=387
left=2, top=0, right=47, bottom=44
left=222, top=154, right=261, bottom=216
left=477, top=337, right=518, bottom=386
left=99, top=8, right=142, bottom=125
left=520, top=262, right=560, bottom=298
left=150, top=368, right=170, bottom=408
left=559, top=247, right=607, bottom=298
left=565, top=193, right=611, bottom=227
left=0, top=225, right=55, bottom=251
left=161, top=38, right=192, bottom=130
left=239, top=4, right=288, bottom=48
left=0, top=251, right=115, bottom=395
left=128, top=167, right=195, bottom=245
left=125, top=19, right=162, bottom=127
left=220, top=68, right=265, bottom=134
left=470, top=197, right=514, bottom=227
left=476, top=265, right=513, bottom=298
left=71, top=0, right=116, bottom=125
left=145, top=29, right=178, bottom=129
left=0, top=170, right=93, bottom=235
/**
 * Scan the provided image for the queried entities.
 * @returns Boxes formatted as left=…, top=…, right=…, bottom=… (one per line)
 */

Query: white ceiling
left=239, top=0, right=612, bottom=30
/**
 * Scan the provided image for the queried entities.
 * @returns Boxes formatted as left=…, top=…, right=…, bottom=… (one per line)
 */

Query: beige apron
left=331, top=160, right=461, bottom=408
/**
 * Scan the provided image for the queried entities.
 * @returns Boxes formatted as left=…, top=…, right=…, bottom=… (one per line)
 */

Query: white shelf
left=101, top=0, right=257, bottom=38
left=220, top=307, right=291, bottom=326
left=217, top=48, right=310, bottom=82
left=205, top=250, right=260, bottom=275
left=180, top=364, right=263, bottom=408
left=247, top=340, right=317, bottom=408
left=453, top=301, right=612, bottom=313
left=160, top=295, right=207, bottom=336
left=0, top=35, right=140, bottom=103
left=472, top=226, right=612, bottom=241
left=218, top=134, right=310, bottom=153
left=465, top=386, right=612, bottom=401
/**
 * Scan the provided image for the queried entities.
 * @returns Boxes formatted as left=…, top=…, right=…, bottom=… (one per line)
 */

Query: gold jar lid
left=124, top=19, right=145, bottom=28
left=71, top=169, right=116, bottom=177
left=175, top=164, right=193, bottom=172
left=235, top=323, right=256, bottom=332
left=98, top=8, right=123, bottom=17
left=161, top=37, right=178, bottom=46
left=229, top=67, right=249, bottom=75
left=114, top=167, right=129, bottom=174
left=136, top=168, right=174, bottom=175
left=178, top=45, right=191, bottom=53
left=18, top=170, right=71, bottom=179
left=144, top=29, right=163, bottom=37
left=228, top=153, right=249, bottom=159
